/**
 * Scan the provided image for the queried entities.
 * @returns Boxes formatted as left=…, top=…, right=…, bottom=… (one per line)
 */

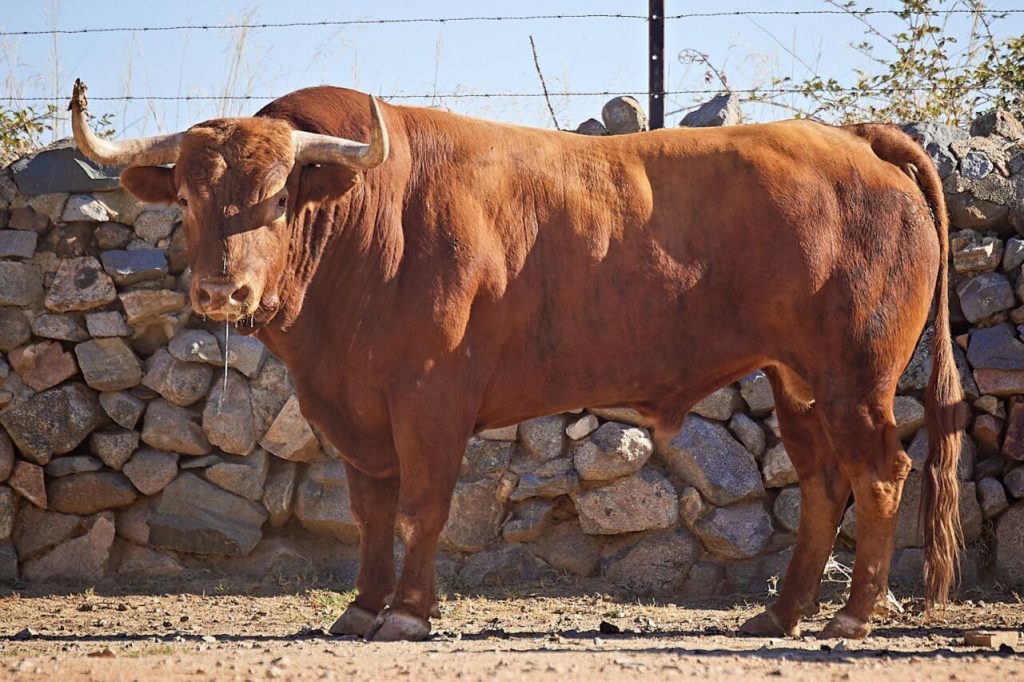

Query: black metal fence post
left=649, top=0, right=665, bottom=129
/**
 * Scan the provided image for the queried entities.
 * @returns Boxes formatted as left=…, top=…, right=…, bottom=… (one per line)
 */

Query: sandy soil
left=1, top=577, right=1022, bottom=680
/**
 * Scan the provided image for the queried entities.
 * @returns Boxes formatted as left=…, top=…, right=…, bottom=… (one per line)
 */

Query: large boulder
left=122, top=449, right=180, bottom=496
left=573, top=422, right=653, bottom=481
left=440, top=477, right=506, bottom=552
left=600, top=528, right=701, bottom=593
left=47, top=471, right=138, bottom=514
left=45, top=257, right=117, bottom=312
left=995, top=502, right=1024, bottom=582
left=693, top=501, right=773, bottom=559
left=141, top=399, right=212, bottom=456
left=293, top=460, right=358, bottom=542
left=203, top=370, right=256, bottom=456
left=260, top=395, right=321, bottom=462
left=149, top=473, right=267, bottom=555
left=659, top=415, right=764, bottom=506
left=20, top=513, right=115, bottom=583
left=0, top=383, right=104, bottom=465
left=10, top=140, right=121, bottom=195
left=142, top=349, right=213, bottom=407
left=75, top=338, right=142, bottom=391
left=601, top=96, right=648, bottom=134
left=679, top=93, right=742, bottom=127
left=206, top=449, right=269, bottom=501
left=8, top=341, right=78, bottom=392
left=571, top=469, right=677, bottom=535
left=0, top=261, right=43, bottom=306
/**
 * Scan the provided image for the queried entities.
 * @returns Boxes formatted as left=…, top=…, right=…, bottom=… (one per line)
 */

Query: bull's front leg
left=367, top=391, right=469, bottom=642
left=329, top=462, right=399, bottom=637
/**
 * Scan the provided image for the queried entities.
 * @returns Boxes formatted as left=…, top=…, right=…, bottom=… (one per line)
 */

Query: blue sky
left=1, top=1, right=1020, bottom=139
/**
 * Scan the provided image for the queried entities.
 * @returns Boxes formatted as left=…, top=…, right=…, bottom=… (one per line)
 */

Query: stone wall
left=1, top=105, right=1023, bottom=596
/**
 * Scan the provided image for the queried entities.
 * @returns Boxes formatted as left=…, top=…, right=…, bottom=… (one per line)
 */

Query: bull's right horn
left=69, top=79, right=183, bottom=167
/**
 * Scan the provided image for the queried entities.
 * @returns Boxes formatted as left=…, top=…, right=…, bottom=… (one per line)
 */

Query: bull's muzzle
left=192, top=278, right=255, bottom=321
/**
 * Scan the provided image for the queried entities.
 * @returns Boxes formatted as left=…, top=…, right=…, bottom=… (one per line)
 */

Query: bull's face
left=68, top=79, right=388, bottom=330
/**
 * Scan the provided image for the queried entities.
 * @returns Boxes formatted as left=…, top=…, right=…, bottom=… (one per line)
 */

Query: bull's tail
left=846, top=123, right=964, bottom=608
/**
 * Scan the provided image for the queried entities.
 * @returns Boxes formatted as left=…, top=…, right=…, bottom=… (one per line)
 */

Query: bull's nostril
left=231, top=285, right=251, bottom=304
left=196, top=289, right=212, bottom=308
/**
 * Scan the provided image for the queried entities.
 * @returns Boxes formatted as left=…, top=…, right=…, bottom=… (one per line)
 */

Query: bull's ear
left=120, top=166, right=176, bottom=204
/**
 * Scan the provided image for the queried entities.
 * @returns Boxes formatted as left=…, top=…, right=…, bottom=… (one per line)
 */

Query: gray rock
left=85, top=311, right=131, bottom=338
left=1006, top=465, right=1024, bottom=499
left=995, top=502, right=1024, bottom=582
left=773, top=486, right=801, bottom=533
left=679, top=93, right=742, bottom=127
left=947, top=192, right=1009, bottom=231
left=47, top=471, right=138, bottom=514
left=677, top=485, right=706, bottom=527
left=693, top=501, right=773, bottom=560
left=977, top=477, right=1009, bottom=518
left=45, top=455, right=104, bottom=478
left=501, top=498, right=558, bottom=542
left=115, top=501, right=152, bottom=544
left=150, top=472, right=267, bottom=555
left=0, top=383, right=104, bottom=465
left=203, top=370, right=256, bottom=456
left=0, top=432, right=13, bottom=483
left=0, top=229, right=37, bottom=259
left=956, top=272, right=1015, bottom=323
left=10, top=141, right=121, bottom=195
left=141, top=399, right=212, bottom=456
left=13, top=505, right=88, bottom=559
left=601, top=528, right=701, bottom=594
left=659, top=415, right=765, bottom=506
left=123, top=448, right=180, bottom=495
left=134, top=209, right=179, bottom=243
left=0, top=543, right=16, bottom=583
left=724, top=547, right=794, bottom=594
left=0, top=308, right=31, bottom=351
left=117, top=544, right=184, bottom=577
left=960, top=150, right=993, bottom=180
left=575, top=118, right=609, bottom=136
left=213, top=330, right=267, bottom=378
left=691, top=387, right=742, bottom=421
left=206, top=449, right=269, bottom=501
left=460, top=545, right=548, bottom=587
left=926, top=143, right=957, bottom=178
left=531, top=519, right=601, bottom=576
left=249, top=355, right=293, bottom=437
left=293, top=462, right=357, bottom=542
left=6, top=206, right=48, bottom=231
left=739, top=371, right=774, bottom=416
left=461, top=437, right=514, bottom=478
left=901, top=121, right=968, bottom=151
left=119, top=289, right=186, bottom=325
left=142, top=348, right=213, bottom=407
left=1004, top=237, right=1024, bottom=272
left=728, top=413, right=766, bottom=457
left=94, top=222, right=132, bottom=250
left=898, top=324, right=979, bottom=399
left=0, top=487, right=13, bottom=542
left=906, top=428, right=975, bottom=481
left=680, top=560, right=724, bottom=597
left=168, top=329, right=222, bottom=364
left=99, top=249, right=168, bottom=285
left=572, top=468, right=677, bottom=535
left=893, top=396, right=926, bottom=440
left=882, top=473, right=983, bottom=547
left=75, top=338, right=142, bottom=391
left=514, top=415, right=568, bottom=471
left=260, top=395, right=321, bottom=462
left=45, top=257, right=117, bottom=312
left=761, top=443, right=798, bottom=488
left=98, top=391, right=145, bottom=430
left=20, top=513, right=115, bottom=583
left=967, top=324, right=1024, bottom=370
left=0, top=261, right=43, bottom=306
left=601, top=96, right=648, bottom=134
left=573, top=422, right=653, bottom=481
left=565, top=414, right=599, bottom=440
left=30, top=313, right=89, bottom=342
left=478, top=425, right=518, bottom=441
left=262, top=459, right=298, bottom=527
left=509, top=469, right=578, bottom=501
left=440, top=477, right=506, bottom=552
left=61, top=194, right=113, bottom=222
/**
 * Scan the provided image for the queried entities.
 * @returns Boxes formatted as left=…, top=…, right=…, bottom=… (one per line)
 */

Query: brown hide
left=117, top=86, right=962, bottom=640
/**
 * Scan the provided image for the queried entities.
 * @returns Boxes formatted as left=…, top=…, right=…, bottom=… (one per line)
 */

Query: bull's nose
left=193, top=280, right=252, bottom=317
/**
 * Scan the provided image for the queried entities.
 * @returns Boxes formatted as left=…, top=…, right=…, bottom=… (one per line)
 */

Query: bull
left=69, top=79, right=962, bottom=641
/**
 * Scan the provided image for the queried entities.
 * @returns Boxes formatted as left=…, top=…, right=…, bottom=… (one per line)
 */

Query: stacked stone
left=0, top=105, right=1023, bottom=597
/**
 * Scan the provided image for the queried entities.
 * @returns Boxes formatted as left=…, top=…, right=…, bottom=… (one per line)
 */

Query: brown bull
left=70, top=79, right=962, bottom=641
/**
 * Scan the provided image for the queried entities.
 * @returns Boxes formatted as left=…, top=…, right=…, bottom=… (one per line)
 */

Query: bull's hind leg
left=816, top=392, right=911, bottom=639
left=740, top=369, right=851, bottom=638
left=330, top=464, right=399, bottom=637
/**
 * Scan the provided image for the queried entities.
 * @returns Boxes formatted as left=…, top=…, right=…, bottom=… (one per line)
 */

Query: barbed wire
left=0, top=8, right=1020, bottom=37
left=3, top=85, right=1005, bottom=104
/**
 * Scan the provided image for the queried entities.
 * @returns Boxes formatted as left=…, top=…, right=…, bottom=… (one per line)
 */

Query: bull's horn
left=69, top=79, right=182, bottom=167
left=292, top=95, right=389, bottom=170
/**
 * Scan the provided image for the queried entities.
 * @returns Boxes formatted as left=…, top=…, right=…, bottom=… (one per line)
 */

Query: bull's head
left=69, top=79, right=388, bottom=330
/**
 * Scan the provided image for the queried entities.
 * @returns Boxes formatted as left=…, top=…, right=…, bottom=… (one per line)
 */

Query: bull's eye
left=177, top=197, right=188, bottom=208
left=277, top=196, right=287, bottom=209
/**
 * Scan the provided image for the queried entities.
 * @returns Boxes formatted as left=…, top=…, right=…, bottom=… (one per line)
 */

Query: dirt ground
left=0, top=576, right=1022, bottom=681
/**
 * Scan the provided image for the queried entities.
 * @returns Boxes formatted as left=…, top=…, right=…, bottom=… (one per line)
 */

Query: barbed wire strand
left=3, top=85, right=1007, bottom=104
left=0, top=8, right=1020, bottom=36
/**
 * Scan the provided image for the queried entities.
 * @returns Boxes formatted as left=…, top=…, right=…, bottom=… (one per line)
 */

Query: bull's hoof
left=368, top=610, right=431, bottom=642
left=329, top=604, right=378, bottom=637
left=818, top=612, right=871, bottom=640
left=739, top=609, right=799, bottom=638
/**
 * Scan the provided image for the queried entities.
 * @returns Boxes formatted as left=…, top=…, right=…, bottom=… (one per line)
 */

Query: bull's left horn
left=292, top=95, right=389, bottom=170
left=69, top=79, right=182, bottom=167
